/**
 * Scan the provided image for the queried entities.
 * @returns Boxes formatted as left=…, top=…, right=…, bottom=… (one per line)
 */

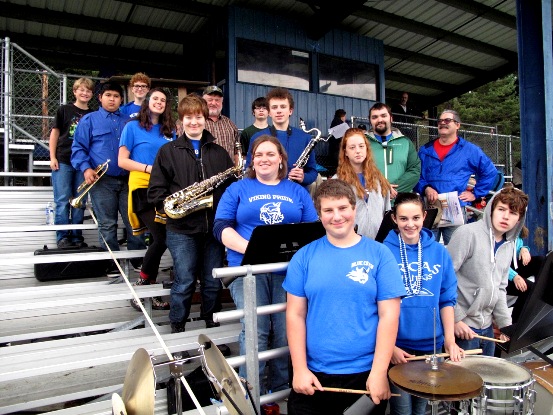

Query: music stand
left=241, top=221, right=325, bottom=265
left=374, top=208, right=438, bottom=243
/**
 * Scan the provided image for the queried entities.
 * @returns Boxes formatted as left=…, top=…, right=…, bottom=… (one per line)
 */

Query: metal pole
left=3, top=37, right=11, bottom=176
left=62, top=74, right=67, bottom=105
left=243, top=267, right=260, bottom=410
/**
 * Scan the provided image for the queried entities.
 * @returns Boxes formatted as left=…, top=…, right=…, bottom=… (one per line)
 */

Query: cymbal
left=112, top=393, right=127, bottom=415
left=121, top=348, right=155, bottom=415
left=199, top=334, right=254, bottom=415
left=389, top=361, right=483, bottom=400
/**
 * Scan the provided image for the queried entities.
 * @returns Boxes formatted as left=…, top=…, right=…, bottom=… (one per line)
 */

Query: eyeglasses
left=438, top=118, right=458, bottom=124
left=133, top=84, right=149, bottom=89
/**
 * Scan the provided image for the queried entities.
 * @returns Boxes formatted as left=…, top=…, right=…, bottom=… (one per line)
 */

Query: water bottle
left=45, top=202, right=54, bottom=225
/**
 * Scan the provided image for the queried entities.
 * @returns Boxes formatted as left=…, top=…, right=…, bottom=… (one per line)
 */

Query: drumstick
left=472, top=334, right=507, bottom=343
left=405, top=348, right=483, bottom=361
left=322, top=387, right=400, bottom=396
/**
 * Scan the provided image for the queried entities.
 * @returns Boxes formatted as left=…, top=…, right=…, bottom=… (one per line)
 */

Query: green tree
left=444, top=74, right=520, bottom=136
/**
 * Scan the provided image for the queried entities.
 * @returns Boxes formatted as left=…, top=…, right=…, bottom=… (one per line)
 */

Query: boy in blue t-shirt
left=283, top=179, right=405, bottom=415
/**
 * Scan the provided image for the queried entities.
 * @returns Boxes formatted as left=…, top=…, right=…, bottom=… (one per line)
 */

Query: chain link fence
left=350, top=114, right=520, bottom=180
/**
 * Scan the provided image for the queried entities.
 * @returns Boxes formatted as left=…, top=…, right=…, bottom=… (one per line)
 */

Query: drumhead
left=448, top=355, right=531, bottom=385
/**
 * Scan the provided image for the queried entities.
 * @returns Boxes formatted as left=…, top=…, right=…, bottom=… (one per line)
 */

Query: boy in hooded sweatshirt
left=447, top=187, right=529, bottom=356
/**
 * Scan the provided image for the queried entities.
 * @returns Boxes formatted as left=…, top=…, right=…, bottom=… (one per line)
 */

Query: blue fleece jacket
left=383, top=228, right=457, bottom=351
left=415, top=137, right=497, bottom=207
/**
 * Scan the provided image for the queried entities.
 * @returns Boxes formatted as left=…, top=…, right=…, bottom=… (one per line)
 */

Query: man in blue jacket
left=415, top=110, right=497, bottom=244
left=72, top=82, right=146, bottom=274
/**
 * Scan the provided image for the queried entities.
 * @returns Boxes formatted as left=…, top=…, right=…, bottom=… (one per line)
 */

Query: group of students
left=50, top=77, right=533, bottom=414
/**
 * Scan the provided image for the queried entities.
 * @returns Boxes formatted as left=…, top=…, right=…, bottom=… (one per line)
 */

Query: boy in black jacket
left=148, top=95, right=234, bottom=341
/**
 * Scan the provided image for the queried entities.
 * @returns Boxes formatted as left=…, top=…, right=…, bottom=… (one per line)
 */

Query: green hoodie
left=365, top=128, right=421, bottom=193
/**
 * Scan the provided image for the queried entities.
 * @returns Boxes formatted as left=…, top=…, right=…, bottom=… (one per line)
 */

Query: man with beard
left=415, top=110, right=497, bottom=244
left=366, top=103, right=420, bottom=199
left=202, top=85, right=239, bottom=161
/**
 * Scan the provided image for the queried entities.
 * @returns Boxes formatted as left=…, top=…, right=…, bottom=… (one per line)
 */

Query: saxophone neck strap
left=269, top=125, right=292, bottom=137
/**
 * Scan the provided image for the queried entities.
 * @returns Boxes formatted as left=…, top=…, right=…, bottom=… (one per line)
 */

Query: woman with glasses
left=118, top=87, right=176, bottom=310
left=334, top=128, right=391, bottom=239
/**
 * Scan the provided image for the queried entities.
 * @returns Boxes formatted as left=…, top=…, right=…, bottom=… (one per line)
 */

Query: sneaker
left=152, top=296, right=170, bottom=310
left=57, top=238, right=72, bottom=249
left=129, top=278, right=149, bottom=311
left=106, top=263, right=121, bottom=278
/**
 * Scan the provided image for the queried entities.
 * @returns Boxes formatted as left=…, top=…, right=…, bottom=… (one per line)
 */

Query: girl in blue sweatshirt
left=383, top=193, right=462, bottom=415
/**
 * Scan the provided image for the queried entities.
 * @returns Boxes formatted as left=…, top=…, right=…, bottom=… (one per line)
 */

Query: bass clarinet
left=295, top=118, right=328, bottom=169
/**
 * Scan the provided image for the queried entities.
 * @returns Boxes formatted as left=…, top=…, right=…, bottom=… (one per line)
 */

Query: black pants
left=136, top=207, right=167, bottom=281
left=506, top=255, right=545, bottom=323
left=287, top=370, right=387, bottom=415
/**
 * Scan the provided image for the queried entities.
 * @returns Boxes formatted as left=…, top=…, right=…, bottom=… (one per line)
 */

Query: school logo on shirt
left=346, top=260, right=374, bottom=285
left=259, top=202, right=284, bottom=224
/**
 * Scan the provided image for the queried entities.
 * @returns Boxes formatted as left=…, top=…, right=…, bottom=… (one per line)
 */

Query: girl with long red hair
left=335, top=128, right=391, bottom=239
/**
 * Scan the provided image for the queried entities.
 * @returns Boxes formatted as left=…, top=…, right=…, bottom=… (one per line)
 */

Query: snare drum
left=448, top=355, right=536, bottom=414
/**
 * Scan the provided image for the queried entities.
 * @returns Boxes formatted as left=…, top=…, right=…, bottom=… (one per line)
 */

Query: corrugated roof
left=0, top=0, right=524, bottom=107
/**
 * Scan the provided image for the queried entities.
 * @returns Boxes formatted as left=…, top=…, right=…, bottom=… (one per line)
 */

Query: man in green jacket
left=366, top=103, right=421, bottom=199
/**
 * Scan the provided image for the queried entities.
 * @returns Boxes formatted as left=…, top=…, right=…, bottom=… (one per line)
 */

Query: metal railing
left=213, top=262, right=289, bottom=411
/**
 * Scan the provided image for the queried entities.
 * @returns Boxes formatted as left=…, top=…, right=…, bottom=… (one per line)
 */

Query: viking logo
left=260, top=202, right=284, bottom=224
left=347, top=267, right=369, bottom=284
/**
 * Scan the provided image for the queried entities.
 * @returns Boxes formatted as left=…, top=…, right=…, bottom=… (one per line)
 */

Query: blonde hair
left=72, top=77, right=94, bottom=92
left=336, top=128, right=390, bottom=198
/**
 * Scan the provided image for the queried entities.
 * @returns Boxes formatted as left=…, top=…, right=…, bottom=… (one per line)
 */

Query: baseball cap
left=203, top=85, right=223, bottom=96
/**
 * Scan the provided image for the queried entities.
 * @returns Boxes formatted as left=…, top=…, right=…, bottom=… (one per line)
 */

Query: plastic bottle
left=45, top=202, right=54, bottom=225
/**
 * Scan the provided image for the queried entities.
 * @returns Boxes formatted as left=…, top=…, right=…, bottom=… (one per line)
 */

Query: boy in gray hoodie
left=447, top=187, right=528, bottom=356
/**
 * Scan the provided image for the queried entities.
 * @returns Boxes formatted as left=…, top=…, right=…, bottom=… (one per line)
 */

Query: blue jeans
left=229, top=273, right=288, bottom=394
left=51, top=162, right=86, bottom=243
left=456, top=325, right=495, bottom=357
left=432, top=225, right=460, bottom=245
left=88, top=175, right=145, bottom=253
left=390, top=347, right=431, bottom=415
left=166, top=230, right=224, bottom=324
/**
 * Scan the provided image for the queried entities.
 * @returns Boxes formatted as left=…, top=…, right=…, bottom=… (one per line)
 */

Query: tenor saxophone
left=295, top=118, right=328, bottom=169
left=164, top=142, right=244, bottom=219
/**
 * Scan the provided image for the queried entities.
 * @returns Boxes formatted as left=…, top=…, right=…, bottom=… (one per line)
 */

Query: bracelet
left=144, top=164, right=149, bottom=173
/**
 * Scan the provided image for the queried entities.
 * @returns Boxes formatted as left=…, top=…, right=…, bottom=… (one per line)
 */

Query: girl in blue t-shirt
left=383, top=192, right=462, bottom=415
left=118, top=87, right=176, bottom=310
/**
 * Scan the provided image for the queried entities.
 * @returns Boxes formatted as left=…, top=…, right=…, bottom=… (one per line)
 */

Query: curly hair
left=336, top=128, right=391, bottom=198
left=130, top=72, right=151, bottom=87
left=136, top=88, right=175, bottom=138
left=491, top=187, right=529, bottom=217
left=266, top=87, right=294, bottom=110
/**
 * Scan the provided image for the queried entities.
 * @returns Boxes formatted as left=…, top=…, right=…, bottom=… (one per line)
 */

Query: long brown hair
left=336, top=128, right=390, bottom=198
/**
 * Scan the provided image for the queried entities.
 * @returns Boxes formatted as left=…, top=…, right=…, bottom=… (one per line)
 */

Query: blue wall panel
left=226, top=6, right=384, bottom=132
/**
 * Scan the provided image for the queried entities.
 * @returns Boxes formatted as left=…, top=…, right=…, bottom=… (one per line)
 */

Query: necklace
left=398, top=234, right=423, bottom=295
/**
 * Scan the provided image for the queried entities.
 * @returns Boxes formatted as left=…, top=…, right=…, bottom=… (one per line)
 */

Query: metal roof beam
left=1, top=32, right=182, bottom=77
left=297, top=0, right=367, bottom=39
left=421, top=61, right=519, bottom=109
left=125, top=0, right=221, bottom=17
left=386, top=71, right=451, bottom=92
left=1, top=3, right=184, bottom=44
left=385, top=45, right=488, bottom=78
left=353, top=6, right=517, bottom=61
left=433, top=0, right=516, bottom=29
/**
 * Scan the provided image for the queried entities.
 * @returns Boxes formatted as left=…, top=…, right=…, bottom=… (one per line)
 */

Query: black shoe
left=173, top=350, right=191, bottom=361
left=205, top=319, right=220, bottom=329
left=73, top=240, right=88, bottom=248
left=217, top=344, right=231, bottom=357
left=57, top=238, right=72, bottom=249
left=171, top=322, right=186, bottom=334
